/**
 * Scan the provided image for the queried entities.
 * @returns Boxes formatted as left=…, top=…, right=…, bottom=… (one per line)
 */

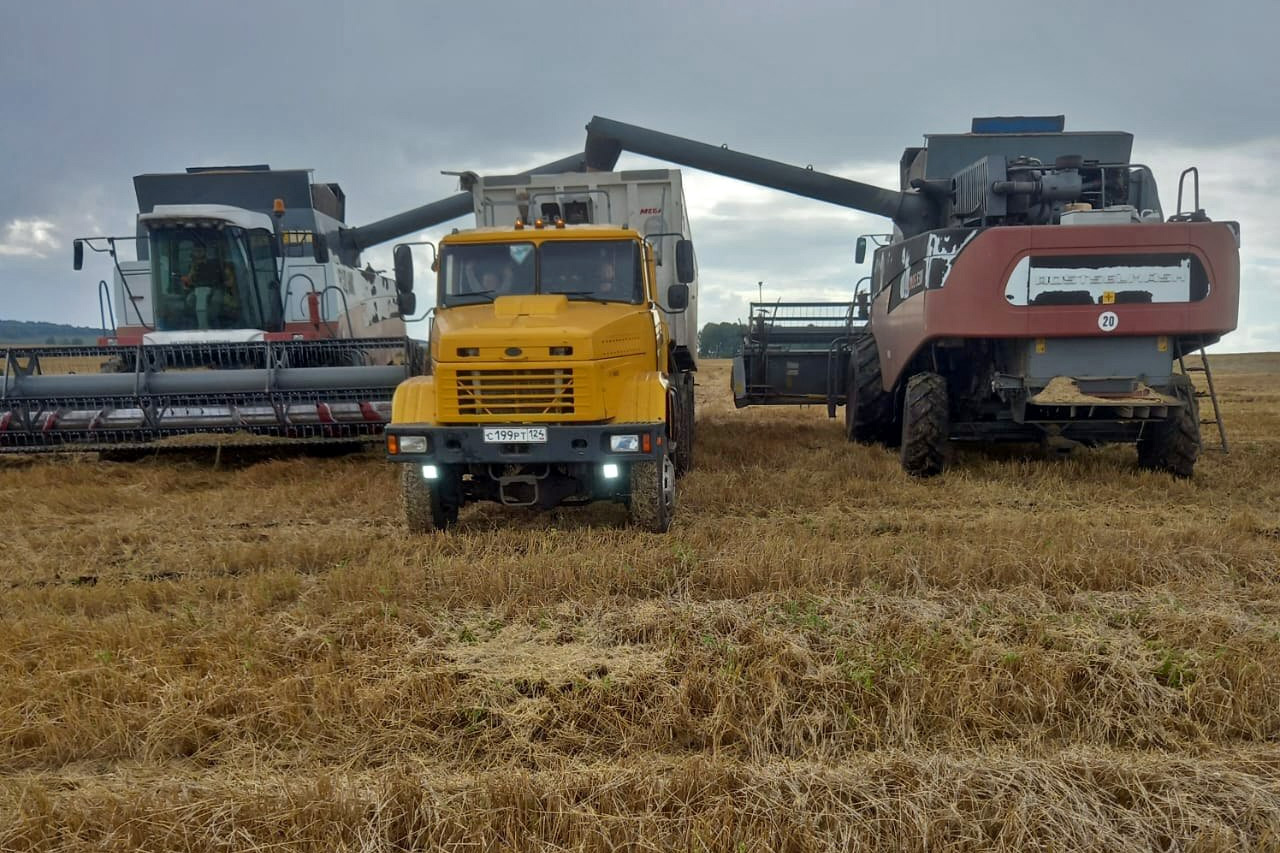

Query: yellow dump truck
left=385, top=169, right=698, bottom=532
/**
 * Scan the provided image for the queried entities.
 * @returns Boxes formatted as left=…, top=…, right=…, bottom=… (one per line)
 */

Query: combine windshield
left=439, top=240, right=642, bottom=307
left=149, top=226, right=282, bottom=331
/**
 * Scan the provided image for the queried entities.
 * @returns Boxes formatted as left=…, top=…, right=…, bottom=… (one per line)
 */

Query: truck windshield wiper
left=449, top=289, right=498, bottom=303
left=555, top=290, right=624, bottom=304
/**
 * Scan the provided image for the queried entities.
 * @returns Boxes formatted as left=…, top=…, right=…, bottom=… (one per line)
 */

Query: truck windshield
left=149, top=226, right=276, bottom=331
left=438, top=239, right=642, bottom=307
left=440, top=243, right=536, bottom=305
left=541, top=240, right=642, bottom=304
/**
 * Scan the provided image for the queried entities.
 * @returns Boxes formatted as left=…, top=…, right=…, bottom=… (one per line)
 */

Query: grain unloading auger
left=584, top=116, right=1240, bottom=477
left=0, top=152, right=617, bottom=453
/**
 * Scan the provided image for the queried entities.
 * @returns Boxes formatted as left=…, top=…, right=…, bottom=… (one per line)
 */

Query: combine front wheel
left=899, top=371, right=950, bottom=477
left=401, top=465, right=459, bottom=532
left=629, top=455, right=675, bottom=533
left=1137, top=376, right=1200, bottom=478
left=845, top=335, right=895, bottom=444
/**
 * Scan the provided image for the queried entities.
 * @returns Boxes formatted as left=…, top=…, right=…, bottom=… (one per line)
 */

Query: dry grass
left=1, top=356, right=1278, bottom=851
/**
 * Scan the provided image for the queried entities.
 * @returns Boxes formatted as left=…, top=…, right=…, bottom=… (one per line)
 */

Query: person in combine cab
left=182, top=244, right=240, bottom=325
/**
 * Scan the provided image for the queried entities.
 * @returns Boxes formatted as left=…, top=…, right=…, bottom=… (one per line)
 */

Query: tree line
left=697, top=322, right=746, bottom=358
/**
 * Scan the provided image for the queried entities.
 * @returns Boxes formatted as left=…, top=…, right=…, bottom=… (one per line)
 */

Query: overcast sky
left=2, top=0, right=1277, bottom=349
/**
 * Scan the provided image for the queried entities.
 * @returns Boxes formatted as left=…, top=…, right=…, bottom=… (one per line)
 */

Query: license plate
left=483, top=427, right=547, bottom=443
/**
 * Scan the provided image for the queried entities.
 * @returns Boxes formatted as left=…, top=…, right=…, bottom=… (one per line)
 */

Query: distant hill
left=0, top=319, right=104, bottom=345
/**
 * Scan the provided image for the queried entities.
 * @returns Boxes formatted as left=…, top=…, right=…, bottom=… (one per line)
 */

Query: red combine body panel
left=872, top=221, right=1240, bottom=389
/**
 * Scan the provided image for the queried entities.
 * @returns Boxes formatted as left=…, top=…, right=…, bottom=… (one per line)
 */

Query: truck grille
left=446, top=367, right=579, bottom=418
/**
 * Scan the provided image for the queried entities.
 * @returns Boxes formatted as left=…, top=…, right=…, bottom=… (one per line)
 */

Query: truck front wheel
left=899, top=371, right=950, bottom=477
left=401, top=465, right=460, bottom=533
left=629, top=455, right=675, bottom=533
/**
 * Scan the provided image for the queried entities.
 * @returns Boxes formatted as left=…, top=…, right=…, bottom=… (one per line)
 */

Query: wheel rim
left=661, top=455, right=676, bottom=514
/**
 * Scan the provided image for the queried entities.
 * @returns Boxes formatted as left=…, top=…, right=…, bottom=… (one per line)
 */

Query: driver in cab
left=181, top=244, right=240, bottom=323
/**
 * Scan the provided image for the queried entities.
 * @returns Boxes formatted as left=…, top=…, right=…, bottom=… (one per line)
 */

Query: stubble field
left=1, top=356, right=1278, bottom=851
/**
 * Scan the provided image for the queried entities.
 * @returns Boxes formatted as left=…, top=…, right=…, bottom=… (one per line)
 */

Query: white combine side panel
left=470, top=169, right=699, bottom=362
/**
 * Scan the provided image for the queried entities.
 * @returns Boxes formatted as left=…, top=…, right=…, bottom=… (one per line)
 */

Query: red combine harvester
left=584, top=115, right=1239, bottom=476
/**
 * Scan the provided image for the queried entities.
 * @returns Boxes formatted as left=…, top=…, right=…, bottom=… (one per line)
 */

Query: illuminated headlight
left=422, top=464, right=440, bottom=480
left=399, top=435, right=428, bottom=454
left=609, top=434, right=640, bottom=452
left=602, top=463, right=620, bottom=479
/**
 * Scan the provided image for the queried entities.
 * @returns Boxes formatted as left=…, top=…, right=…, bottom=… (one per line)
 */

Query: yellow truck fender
left=616, top=370, right=670, bottom=424
left=391, top=375, right=437, bottom=425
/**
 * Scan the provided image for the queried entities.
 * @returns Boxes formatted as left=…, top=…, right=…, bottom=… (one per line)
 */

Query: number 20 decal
left=1098, top=311, right=1119, bottom=332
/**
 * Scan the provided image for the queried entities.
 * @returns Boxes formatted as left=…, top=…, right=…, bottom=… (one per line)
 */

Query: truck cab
left=385, top=170, right=699, bottom=532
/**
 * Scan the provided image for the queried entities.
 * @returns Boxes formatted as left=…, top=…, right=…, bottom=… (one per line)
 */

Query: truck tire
left=1137, top=376, right=1200, bottom=477
left=845, top=334, right=895, bottom=444
left=629, top=455, right=675, bottom=533
left=899, top=371, right=950, bottom=477
left=674, top=375, right=695, bottom=476
left=401, top=465, right=459, bottom=532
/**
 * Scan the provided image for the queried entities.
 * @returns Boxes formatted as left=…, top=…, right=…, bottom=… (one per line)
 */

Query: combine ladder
left=1178, top=345, right=1228, bottom=453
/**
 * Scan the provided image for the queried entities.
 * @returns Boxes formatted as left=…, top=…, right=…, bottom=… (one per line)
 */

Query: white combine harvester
left=1, top=155, right=609, bottom=453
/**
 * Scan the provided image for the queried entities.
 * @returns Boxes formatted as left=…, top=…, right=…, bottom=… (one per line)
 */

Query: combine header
left=1, top=153, right=610, bottom=453
left=584, top=116, right=1240, bottom=476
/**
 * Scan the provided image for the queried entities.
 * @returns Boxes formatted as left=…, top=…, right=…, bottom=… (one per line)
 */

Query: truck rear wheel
left=845, top=334, right=895, bottom=444
left=1137, top=376, right=1200, bottom=477
left=629, top=455, right=675, bottom=533
left=899, top=371, right=950, bottom=477
left=401, top=465, right=459, bottom=533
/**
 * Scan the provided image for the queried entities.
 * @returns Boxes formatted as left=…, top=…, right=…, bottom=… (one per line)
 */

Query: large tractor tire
left=629, top=455, right=675, bottom=533
left=1137, top=376, right=1201, bottom=478
left=845, top=334, right=896, bottom=445
left=673, top=374, right=696, bottom=476
left=899, top=371, right=950, bottom=477
left=401, top=465, right=459, bottom=533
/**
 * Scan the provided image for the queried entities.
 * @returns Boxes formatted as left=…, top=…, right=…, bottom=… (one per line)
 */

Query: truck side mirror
left=73, top=240, right=84, bottom=270
left=397, top=290, right=417, bottom=317
left=675, top=239, right=695, bottom=284
left=667, top=283, right=689, bottom=311
left=312, top=233, right=330, bottom=264
left=855, top=236, right=867, bottom=265
left=393, top=244, right=414, bottom=293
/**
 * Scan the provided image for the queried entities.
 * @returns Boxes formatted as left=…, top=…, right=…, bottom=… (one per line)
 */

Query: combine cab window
left=246, top=230, right=283, bottom=330
left=440, top=242, right=536, bottom=305
left=149, top=226, right=263, bottom=331
left=541, top=240, right=642, bottom=304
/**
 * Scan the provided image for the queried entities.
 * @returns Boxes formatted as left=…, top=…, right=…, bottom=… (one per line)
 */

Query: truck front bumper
left=385, top=423, right=665, bottom=465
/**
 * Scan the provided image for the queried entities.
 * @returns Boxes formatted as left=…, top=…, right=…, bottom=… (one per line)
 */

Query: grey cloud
left=2, top=0, right=1277, bottom=348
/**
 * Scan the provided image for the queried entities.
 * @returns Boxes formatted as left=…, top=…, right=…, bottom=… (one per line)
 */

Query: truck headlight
left=609, top=434, right=640, bottom=452
left=422, top=464, right=440, bottom=480
left=399, top=435, right=429, bottom=454
left=602, top=463, right=620, bottom=479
